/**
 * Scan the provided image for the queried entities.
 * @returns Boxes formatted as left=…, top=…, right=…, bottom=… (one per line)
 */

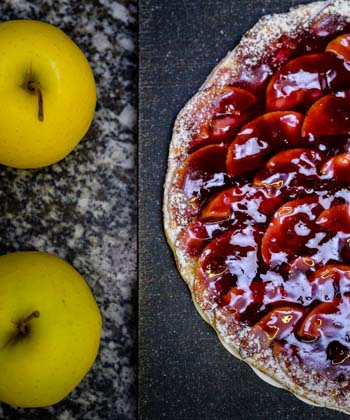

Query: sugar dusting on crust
left=163, top=0, right=350, bottom=414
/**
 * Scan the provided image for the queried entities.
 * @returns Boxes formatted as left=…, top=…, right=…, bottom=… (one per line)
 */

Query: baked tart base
left=164, top=1, right=350, bottom=413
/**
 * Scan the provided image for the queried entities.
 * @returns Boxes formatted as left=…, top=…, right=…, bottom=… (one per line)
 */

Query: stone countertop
left=0, top=1, right=137, bottom=419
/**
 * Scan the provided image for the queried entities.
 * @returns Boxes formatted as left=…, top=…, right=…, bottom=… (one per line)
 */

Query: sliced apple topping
left=309, top=265, right=350, bottom=302
left=261, top=196, right=326, bottom=266
left=298, top=299, right=340, bottom=341
left=218, top=277, right=288, bottom=324
left=189, top=86, right=258, bottom=150
left=200, top=186, right=247, bottom=222
left=248, top=306, right=305, bottom=349
left=226, top=111, right=304, bottom=177
left=321, top=152, right=350, bottom=183
left=201, top=185, right=282, bottom=223
left=316, top=204, right=350, bottom=233
left=179, top=186, right=282, bottom=257
left=253, top=148, right=325, bottom=189
left=195, top=226, right=262, bottom=306
left=302, top=91, right=350, bottom=138
left=271, top=35, right=300, bottom=67
left=326, top=34, right=350, bottom=63
left=297, top=295, right=350, bottom=356
left=178, top=220, right=223, bottom=257
left=180, top=143, right=227, bottom=199
left=178, top=186, right=279, bottom=256
left=219, top=286, right=254, bottom=319
left=266, top=53, right=350, bottom=111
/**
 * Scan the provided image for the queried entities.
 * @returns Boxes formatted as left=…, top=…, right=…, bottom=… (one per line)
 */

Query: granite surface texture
left=0, top=1, right=137, bottom=419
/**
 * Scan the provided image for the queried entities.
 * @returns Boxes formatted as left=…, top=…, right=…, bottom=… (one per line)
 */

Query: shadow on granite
left=0, top=1, right=137, bottom=419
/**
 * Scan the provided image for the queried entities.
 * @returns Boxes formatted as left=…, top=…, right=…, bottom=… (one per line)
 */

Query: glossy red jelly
left=226, top=111, right=304, bottom=177
left=321, top=152, right=350, bottom=183
left=180, top=19, right=350, bottom=380
left=302, top=90, right=350, bottom=137
left=266, top=53, right=350, bottom=112
left=189, top=87, right=258, bottom=151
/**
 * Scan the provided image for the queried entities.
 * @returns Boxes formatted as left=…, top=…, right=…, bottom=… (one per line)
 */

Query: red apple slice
left=316, top=204, right=350, bottom=233
left=179, top=186, right=281, bottom=256
left=302, top=91, right=350, bottom=138
left=249, top=306, right=305, bottom=349
left=228, top=280, right=288, bottom=321
left=226, top=111, right=304, bottom=177
left=296, top=295, right=350, bottom=344
left=231, top=63, right=272, bottom=95
left=180, top=143, right=227, bottom=199
left=219, top=286, right=254, bottom=318
left=253, top=148, right=325, bottom=188
left=189, top=86, right=258, bottom=150
left=219, top=279, right=288, bottom=324
left=298, top=299, right=340, bottom=341
left=321, top=152, right=350, bottom=183
left=201, top=185, right=282, bottom=222
left=309, top=265, right=350, bottom=302
left=195, top=226, right=262, bottom=305
left=177, top=220, right=223, bottom=257
left=261, top=196, right=324, bottom=266
left=266, top=53, right=350, bottom=111
left=326, top=34, right=350, bottom=63
left=279, top=297, right=350, bottom=371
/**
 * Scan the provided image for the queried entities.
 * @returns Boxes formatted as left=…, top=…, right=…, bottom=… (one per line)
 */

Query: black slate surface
left=139, top=1, right=349, bottom=420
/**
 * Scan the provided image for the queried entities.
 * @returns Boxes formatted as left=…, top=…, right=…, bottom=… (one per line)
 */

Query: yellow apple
left=0, top=20, right=96, bottom=168
left=0, top=251, right=102, bottom=407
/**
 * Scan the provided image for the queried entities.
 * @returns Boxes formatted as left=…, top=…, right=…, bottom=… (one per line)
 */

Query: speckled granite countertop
left=0, top=1, right=137, bottom=419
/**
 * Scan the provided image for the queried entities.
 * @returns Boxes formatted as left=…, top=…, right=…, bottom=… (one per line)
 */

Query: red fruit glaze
left=253, top=148, right=325, bottom=189
left=178, top=220, right=222, bottom=257
left=195, top=226, right=262, bottom=305
left=201, top=185, right=282, bottom=222
left=226, top=111, right=304, bottom=177
left=326, top=34, right=350, bottom=63
left=302, top=90, right=350, bottom=137
left=180, top=143, right=227, bottom=199
left=189, top=86, right=258, bottom=151
left=249, top=306, right=305, bottom=349
left=317, top=204, right=350, bottom=233
left=179, top=186, right=282, bottom=257
left=266, top=53, right=350, bottom=112
left=261, top=196, right=325, bottom=266
left=309, top=265, right=350, bottom=302
left=298, top=298, right=341, bottom=341
left=321, top=152, right=350, bottom=183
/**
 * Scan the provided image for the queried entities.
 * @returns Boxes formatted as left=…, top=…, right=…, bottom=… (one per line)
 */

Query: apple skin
left=0, top=20, right=96, bottom=169
left=0, top=251, right=102, bottom=408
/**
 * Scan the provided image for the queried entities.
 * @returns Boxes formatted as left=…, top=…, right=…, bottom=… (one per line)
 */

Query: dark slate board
left=138, top=1, right=349, bottom=419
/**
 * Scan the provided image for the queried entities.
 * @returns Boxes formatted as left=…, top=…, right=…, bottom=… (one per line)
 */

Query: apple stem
left=18, top=310, right=40, bottom=335
left=27, top=81, right=44, bottom=122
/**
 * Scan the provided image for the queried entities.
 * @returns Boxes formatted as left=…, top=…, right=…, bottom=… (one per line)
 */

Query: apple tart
left=163, top=0, right=350, bottom=414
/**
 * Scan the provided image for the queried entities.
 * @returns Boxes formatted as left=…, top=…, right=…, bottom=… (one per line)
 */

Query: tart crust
left=163, top=0, right=350, bottom=414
